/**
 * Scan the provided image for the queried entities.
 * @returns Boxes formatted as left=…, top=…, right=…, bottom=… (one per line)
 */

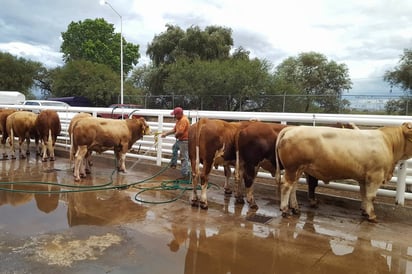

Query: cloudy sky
left=1, top=0, right=411, bottom=95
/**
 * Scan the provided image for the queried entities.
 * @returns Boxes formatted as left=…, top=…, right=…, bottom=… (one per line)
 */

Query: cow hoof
left=249, top=203, right=259, bottom=210
left=80, top=173, right=87, bottom=178
left=2, top=154, right=8, bottom=159
left=200, top=202, right=208, bottom=210
left=367, top=217, right=378, bottom=223
left=11, top=156, right=16, bottom=160
left=291, top=208, right=300, bottom=215
left=41, top=158, right=48, bottom=162
left=191, top=200, right=199, bottom=207
left=309, top=198, right=319, bottom=208
left=85, top=169, right=91, bottom=174
left=235, top=197, right=245, bottom=204
left=74, top=177, right=81, bottom=182
left=224, top=188, right=232, bottom=195
left=26, top=151, right=30, bottom=155
left=49, top=157, right=55, bottom=161
left=360, top=209, right=368, bottom=217
left=281, top=212, right=290, bottom=218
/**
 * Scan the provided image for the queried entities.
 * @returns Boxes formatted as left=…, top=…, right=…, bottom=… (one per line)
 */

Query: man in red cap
left=161, top=107, right=190, bottom=179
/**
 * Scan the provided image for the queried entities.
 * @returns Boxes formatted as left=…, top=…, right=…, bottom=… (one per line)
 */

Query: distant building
left=48, top=96, right=92, bottom=107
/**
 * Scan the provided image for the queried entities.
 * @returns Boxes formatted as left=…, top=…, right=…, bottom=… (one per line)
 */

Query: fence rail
left=2, top=104, right=412, bottom=205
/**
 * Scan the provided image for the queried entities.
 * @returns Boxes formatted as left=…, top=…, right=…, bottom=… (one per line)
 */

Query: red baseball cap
left=170, top=107, right=183, bottom=115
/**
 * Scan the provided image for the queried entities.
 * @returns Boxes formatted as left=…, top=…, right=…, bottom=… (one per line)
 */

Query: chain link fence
left=118, top=94, right=409, bottom=114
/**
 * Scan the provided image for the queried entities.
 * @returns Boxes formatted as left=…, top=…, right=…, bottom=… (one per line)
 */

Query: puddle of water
left=0, top=154, right=411, bottom=274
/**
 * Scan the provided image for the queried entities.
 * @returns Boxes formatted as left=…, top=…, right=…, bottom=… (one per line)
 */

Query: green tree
left=142, top=24, right=237, bottom=99
left=61, top=18, right=140, bottom=74
left=274, top=52, right=352, bottom=113
left=163, top=57, right=272, bottom=111
left=384, top=49, right=412, bottom=115
left=384, top=49, right=412, bottom=91
left=385, top=98, right=406, bottom=115
left=146, top=24, right=233, bottom=66
left=0, top=51, right=44, bottom=98
left=51, top=60, right=122, bottom=106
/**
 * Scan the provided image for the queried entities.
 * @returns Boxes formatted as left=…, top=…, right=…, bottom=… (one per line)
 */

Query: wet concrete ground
left=0, top=148, right=412, bottom=274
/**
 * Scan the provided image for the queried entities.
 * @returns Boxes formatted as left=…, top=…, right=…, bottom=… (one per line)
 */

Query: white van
left=21, top=100, right=78, bottom=119
left=0, top=91, right=26, bottom=105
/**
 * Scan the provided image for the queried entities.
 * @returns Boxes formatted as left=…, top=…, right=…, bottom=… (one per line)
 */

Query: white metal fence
left=3, top=104, right=412, bottom=205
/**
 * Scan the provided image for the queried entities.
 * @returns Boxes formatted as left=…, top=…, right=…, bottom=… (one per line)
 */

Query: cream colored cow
left=275, top=122, right=412, bottom=222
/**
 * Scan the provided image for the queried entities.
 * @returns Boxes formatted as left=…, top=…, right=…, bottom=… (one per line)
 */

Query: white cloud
left=0, top=42, right=63, bottom=68
left=1, top=0, right=411, bottom=94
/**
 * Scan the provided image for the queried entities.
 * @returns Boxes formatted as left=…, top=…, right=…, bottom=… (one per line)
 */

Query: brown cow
left=275, top=122, right=412, bottom=222
left=0, top=109, right=16, bottom=158
left=234, top=121, right=359, bottom=210
left=68, top=112, right=93, bottom=171
left=35, top=109, right=61, bottom=162
left=6, top=111, right=40, bottom=159
left=189, top=118, right=253, bottom=209
left=234, top=121, right=287, bottom=209
left=72, top=117, right=150, bottom=181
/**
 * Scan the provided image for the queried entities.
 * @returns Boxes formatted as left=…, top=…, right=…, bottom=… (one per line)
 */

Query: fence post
left=396, top=160, right=406, bottom=205
left=156, top=114, right=164, bottom=166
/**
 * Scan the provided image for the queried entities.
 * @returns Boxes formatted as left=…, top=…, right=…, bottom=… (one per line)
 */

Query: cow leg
left=362, top=177, right=382, bottom=222
left=25, top=136, right=30, bottom=156
left=41, top=140, right=48, bottom=162
left=288, top=183, right=300, bottom=215
left=280, top=171, right=298, bottom=217
left=199, top=164, right=213, bottom=210
left=1, top=139, right=7, bottom=159
left=190, top=171, right=200, bottom=207
left=223, top=165, right=232, bottom=195
left=34, top=137, right=41, bottom=156
left=306, top=175, right=319, bottom=208
left=8, top=129, right=16, bottom=159
left=118, top=152, right=127, bottom=172
left=85, top=151, right=92, bottom=174
left=235, top=168, right=245, bottom=205
left=74, top=146, right=88, bottom=181
left=47, top=130, right=55, bottom=161
left=243, top=165, right=259, bottom=209
left=19, top=137, right=27, bottom=159
left=190, top=148, right=200, bottom=207
left=359, top=182, right=367, bottom=216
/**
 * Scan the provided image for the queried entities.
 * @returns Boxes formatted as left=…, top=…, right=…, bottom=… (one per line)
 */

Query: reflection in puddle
left=0, top=156, right=411, bottom=273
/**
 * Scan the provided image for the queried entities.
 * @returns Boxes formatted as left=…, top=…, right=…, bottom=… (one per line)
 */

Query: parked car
left=96, top=104, right=143, bottom=119
left=20, top=100, right=78, bottom=119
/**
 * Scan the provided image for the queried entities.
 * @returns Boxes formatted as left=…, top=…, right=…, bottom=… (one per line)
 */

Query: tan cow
left=275, top=122, right=412, bottom=222
left=6, top=111, right=40, bottom=159
left=35, top=110, right=61, bottom=162
left=0, top=109, right=16, bottom=158
left=189, top=118, right=252, bottom=209
left=68, top=112, right=93, bottom=171
left=72, top=117, right=150, bottom=181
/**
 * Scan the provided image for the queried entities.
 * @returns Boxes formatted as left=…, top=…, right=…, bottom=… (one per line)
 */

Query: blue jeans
left=176, top=140, right=189, bottom=177
left=171, top=141, right=179, bottom=166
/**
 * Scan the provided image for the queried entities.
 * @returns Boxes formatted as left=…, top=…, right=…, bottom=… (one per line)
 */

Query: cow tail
left=234, top=128, right=241, bottom=184
left=69, top=131, right=74, bottom=165
left=275, top=128, right=286, bottom=187
left=195, top=119, right=206, bottom=178
left=48, top=128, right=53, bottom=151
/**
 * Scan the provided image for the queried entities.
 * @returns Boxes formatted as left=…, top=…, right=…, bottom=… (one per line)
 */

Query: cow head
left=402, top=122, right=412, bottom=157
left=140, top=117, right=151, bottom=136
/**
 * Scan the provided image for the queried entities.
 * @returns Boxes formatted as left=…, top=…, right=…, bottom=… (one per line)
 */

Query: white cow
left=275, top=122, right=412, bottom=222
